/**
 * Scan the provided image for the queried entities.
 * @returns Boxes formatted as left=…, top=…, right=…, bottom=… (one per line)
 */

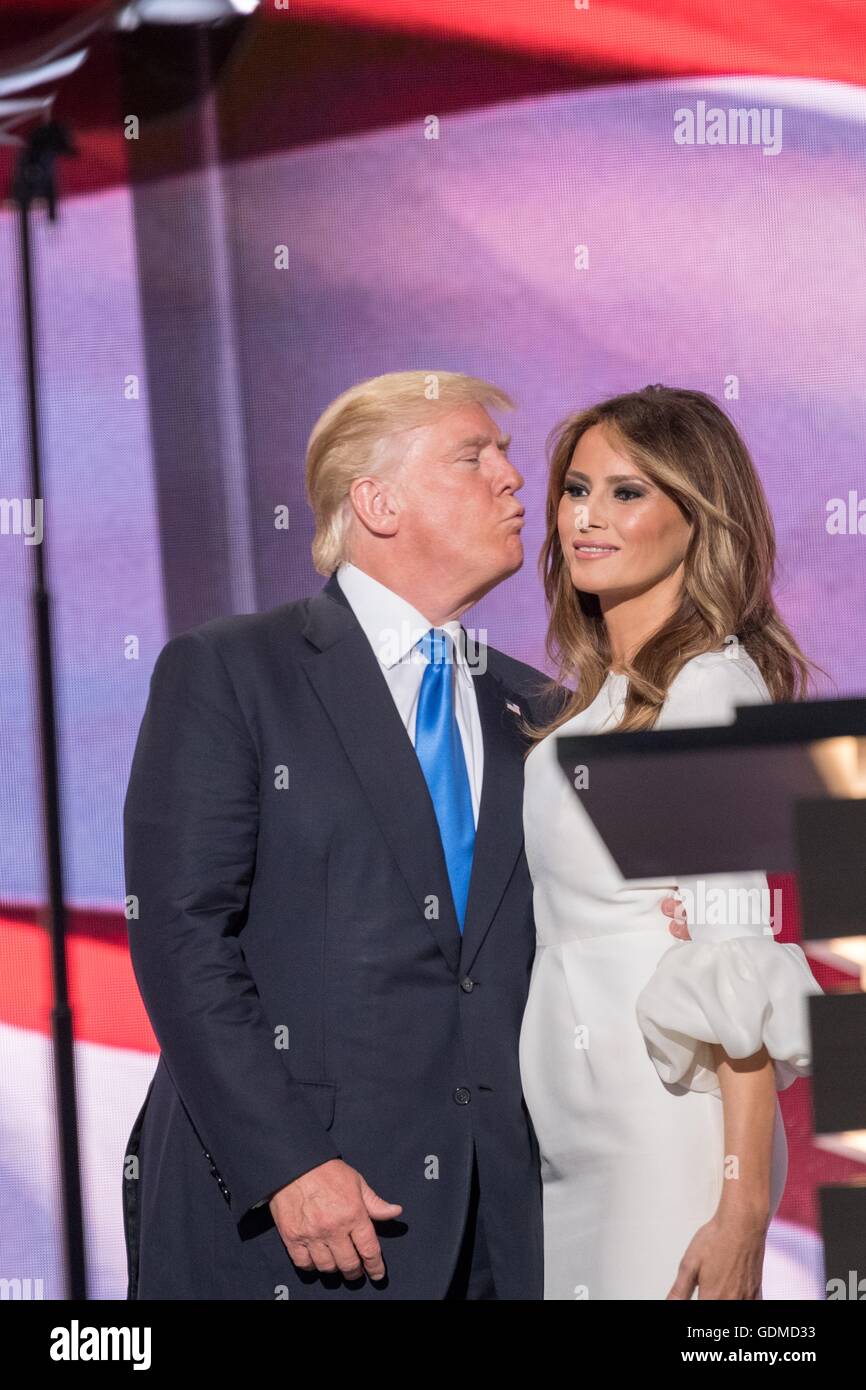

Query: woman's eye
left=564, top=482, right=644, bottom=500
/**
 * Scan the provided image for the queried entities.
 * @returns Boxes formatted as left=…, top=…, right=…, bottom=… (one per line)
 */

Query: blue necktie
left=414, top=628, right=476, bottom=932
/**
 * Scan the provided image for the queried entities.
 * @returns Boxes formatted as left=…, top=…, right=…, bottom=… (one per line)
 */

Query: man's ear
left=346, top=475, right=401, bottom=539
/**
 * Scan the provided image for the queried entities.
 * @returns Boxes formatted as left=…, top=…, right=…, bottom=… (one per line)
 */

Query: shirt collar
left=335, top=561, right=470, bottom=672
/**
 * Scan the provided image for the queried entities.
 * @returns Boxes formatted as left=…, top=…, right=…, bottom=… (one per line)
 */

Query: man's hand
left=269, top=1158, right=402, bottom=1282
left=662, top=894, right=691, bottom=940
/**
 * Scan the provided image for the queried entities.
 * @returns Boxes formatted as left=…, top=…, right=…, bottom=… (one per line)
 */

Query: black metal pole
left=10, top=121, right=87, bottom=1302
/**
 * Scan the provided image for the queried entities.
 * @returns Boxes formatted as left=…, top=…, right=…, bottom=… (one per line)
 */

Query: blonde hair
left=520, top=385, right=826, bottom=747
left=305, top=370, right=514, bottom=574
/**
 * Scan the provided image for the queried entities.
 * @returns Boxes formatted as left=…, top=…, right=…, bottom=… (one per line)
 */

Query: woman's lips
left=573, top=543, right=619, bottom=559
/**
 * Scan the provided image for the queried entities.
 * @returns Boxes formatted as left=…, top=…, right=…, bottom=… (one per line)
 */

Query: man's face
left=386, top=402, right=526, bottom=599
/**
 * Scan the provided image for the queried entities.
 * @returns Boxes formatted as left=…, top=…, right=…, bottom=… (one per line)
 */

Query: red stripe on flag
left=282, top=0, right=866, bottom=84
left=10, top=1, right=866, bottom=85
left=0, top=911, right=157, bottom=1054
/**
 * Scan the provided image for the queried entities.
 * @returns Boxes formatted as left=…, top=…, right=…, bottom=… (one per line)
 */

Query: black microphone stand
left=9, top=120, right=87, bottom=1302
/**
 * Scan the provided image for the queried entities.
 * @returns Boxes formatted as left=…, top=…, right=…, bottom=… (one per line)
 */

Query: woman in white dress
left=517, top=385, right=825, bottom=1300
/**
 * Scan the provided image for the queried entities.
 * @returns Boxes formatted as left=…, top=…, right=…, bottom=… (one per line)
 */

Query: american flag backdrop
left=1, top=0, right=865, bottom=1299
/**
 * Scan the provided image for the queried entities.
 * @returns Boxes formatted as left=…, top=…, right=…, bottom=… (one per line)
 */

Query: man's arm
left=124, top=627, right=341, bottom=1226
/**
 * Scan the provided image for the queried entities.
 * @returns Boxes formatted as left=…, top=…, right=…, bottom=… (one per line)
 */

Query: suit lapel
left=458, top=669, right=526, bottom=976
left=297, top=573, right=526, bottom=977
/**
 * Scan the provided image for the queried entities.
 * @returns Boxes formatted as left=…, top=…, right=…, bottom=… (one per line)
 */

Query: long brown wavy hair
left=520, top=385, right=824, bottom=750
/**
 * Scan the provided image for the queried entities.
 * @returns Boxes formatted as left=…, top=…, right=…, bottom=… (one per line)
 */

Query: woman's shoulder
left=660, top=648, right=770, bottom=729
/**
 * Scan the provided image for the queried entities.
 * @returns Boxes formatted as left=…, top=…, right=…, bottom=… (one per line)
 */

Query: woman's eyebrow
left=564, top=468, right=646, bottom=484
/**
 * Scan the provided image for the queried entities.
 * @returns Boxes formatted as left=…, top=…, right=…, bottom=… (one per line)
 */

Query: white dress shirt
left=335, top=561, right=483, bottom=827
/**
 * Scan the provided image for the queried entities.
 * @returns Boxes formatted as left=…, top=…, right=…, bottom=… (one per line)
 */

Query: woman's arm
left=715, top=1041, right=776, bottom=1222
left=667, top=1042, right=776, bottom=1300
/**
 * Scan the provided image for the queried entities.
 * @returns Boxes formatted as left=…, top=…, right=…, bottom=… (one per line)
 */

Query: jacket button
left=460, top=977, right=475, bottom=992
left=453, top=1086, right=471, bottom=1105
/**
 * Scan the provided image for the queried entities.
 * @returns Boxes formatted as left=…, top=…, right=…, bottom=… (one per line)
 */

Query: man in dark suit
left=122, top=371, right=565, bottom=1299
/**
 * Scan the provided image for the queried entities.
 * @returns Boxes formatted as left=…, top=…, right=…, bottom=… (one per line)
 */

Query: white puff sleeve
left=633, top=655, right=824, bottom=1095
left=635, top=880, right=823, bottom=1095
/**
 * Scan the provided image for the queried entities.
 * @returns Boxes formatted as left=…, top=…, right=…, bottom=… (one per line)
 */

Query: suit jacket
left=122, top=570, right=564, bottom=1299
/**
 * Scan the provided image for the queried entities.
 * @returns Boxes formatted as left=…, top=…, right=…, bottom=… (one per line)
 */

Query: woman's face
left=557, top=424, right=692, bottom=599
